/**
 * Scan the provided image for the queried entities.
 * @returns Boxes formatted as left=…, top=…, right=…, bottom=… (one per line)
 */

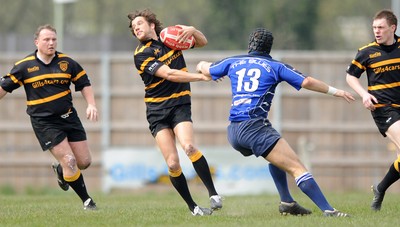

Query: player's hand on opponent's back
left=86, top=104, right=98, bottom=121
left=333, top=89, right=355, bottom=103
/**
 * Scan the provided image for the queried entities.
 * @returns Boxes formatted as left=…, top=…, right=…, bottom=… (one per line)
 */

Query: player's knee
left=78, top=161, right=91, bottom=170
left=166, top=160, right=180, bottom=172
left=60, top=154, right=78, bottom=171
left=62, top=154, right=77, bottom=166
left=183, top=144, right=196, bottom=156
left=78, top=156, right=92, bottom=170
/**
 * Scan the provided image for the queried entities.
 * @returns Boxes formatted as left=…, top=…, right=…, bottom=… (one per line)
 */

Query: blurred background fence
left=0, top=50, right=397, bottom=194
left=0, top=0, right=399, bottom=195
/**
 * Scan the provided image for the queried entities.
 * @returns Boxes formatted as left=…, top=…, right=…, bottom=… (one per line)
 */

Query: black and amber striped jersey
left=0, top=50, right=91, bottom=117
left=347, top=36, right=400, bottom=107
left=133, top=38, right=191, bottom=111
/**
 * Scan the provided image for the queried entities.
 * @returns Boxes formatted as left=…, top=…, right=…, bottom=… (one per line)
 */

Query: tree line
left=0, top=0, right=391, bottom=51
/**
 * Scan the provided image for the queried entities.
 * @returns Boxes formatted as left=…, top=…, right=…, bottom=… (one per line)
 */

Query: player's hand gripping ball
left=160, top=25, right=195, bottom=50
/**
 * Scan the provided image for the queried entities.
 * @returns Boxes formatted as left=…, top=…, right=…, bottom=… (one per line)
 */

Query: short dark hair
left=34, top=24, right=57, bottom=40
left=127, top=8, right=163, bottom=37
left=248, top=28, right=274, bottom=54
left=374, top=9, right=398, bottom=30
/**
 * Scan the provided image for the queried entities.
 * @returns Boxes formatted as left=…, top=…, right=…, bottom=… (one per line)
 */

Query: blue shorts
left=227, top=118, right=281, bottom=158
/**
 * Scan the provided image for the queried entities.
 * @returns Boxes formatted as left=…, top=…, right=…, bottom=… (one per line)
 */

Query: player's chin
left=137, top=34, right=148, bottom=42
left=47, top=49, right=56, bottom=55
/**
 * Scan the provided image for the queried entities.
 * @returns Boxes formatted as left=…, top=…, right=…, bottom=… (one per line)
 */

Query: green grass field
left=0, top=186, right=398, bottom=227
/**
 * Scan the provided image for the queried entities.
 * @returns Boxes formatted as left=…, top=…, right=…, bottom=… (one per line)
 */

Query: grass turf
left=0, top=187, right=398, bottom=227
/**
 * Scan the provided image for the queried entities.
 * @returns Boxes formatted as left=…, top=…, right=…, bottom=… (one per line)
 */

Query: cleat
left=83, top=198, right=97, bottom=210
left=51, top=163, right=69, bottom=191
left=191, top=206, right=213, bottom=216
left=279, top=201, right=312, bottom=216
left=323, top=208, right=350, bottom=217
left=371, top=184, right=385, bottom=211
left=210, top=195, right=223, bottom=210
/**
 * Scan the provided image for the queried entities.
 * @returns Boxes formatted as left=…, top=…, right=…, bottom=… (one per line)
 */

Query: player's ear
left=391, top=24, right=397, bottom=33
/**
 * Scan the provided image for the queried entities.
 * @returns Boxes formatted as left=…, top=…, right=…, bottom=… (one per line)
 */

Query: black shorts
left=146, top=104, right=192, bottom=137
left=30, top=107, right=87, bottom=151
left=371, top=106, right=400, bottom=137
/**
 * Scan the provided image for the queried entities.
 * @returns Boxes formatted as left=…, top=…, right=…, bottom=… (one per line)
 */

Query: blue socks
left=296, top=172, right=333, bottom=211
left=268, top=164, right=294, bottom=203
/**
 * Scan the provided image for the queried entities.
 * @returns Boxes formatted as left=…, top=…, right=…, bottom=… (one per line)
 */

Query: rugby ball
left=160, top=26, right=195, bottom=50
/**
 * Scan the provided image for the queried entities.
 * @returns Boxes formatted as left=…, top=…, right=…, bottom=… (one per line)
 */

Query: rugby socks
left=169, top=168, right=197, bottom=211
left=64, top=170, right=90, bottom=203
left=296, top=172, right=333, bottom=211
left=377, top=163, right=400, bottom=193
left=190, top=151, right=218, bottom=197
left=268, top=164, right=294, bottom=202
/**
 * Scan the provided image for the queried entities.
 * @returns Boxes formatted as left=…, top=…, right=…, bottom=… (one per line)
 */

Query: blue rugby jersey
left=209, top=52, right=305, bottom=122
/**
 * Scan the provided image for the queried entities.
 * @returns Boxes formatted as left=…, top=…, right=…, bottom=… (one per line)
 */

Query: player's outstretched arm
left=166, top=69, right=211, bottom=82
left=301, top=76, right=355, bottom=103
left=155, top=64, right=211, bottom=82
